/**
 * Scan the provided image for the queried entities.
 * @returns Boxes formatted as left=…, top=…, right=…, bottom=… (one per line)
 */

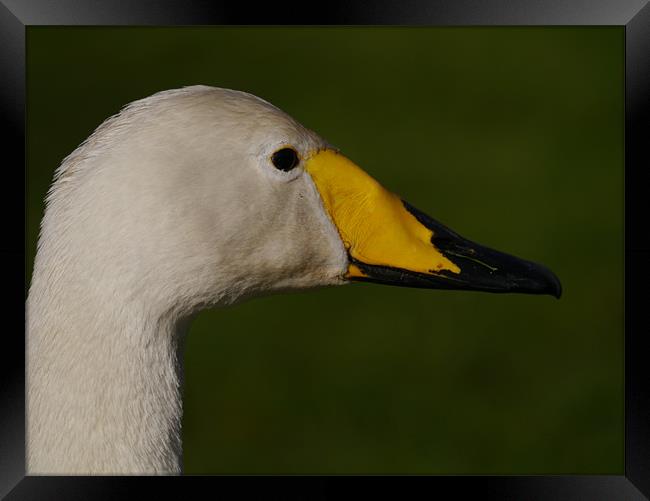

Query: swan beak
left=305, top=149, right=561, bottom=298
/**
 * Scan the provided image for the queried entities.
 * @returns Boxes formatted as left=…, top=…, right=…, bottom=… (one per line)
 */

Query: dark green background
left=26, top=27, right=624, bottom=473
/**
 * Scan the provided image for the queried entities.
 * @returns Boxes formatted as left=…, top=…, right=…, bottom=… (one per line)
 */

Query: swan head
left=41, top=85, right=560, bottom=319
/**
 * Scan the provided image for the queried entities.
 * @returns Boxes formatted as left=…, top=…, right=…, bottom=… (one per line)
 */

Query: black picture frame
left=2, top=1, right=649, bottom=499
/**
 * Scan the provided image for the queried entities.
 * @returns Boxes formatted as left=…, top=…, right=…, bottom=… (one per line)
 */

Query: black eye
left=271, top=147, right=300, bottom=172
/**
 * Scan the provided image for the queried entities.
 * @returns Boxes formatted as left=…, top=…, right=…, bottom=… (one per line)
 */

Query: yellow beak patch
left=305, top=149, right=460, bottom=278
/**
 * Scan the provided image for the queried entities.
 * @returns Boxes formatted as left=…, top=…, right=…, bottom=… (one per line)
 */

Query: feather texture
left=27, top=86, right=348, bottom=474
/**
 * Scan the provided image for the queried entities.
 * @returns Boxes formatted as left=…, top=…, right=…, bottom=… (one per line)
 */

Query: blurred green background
left=26, top=27, right=623, bottom=474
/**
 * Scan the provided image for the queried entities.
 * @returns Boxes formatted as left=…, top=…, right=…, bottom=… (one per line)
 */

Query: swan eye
left=271, top=147, right=300, bottom=172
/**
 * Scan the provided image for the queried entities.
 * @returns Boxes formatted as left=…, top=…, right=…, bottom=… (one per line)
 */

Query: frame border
left=2, top=1, right=648, bottom=499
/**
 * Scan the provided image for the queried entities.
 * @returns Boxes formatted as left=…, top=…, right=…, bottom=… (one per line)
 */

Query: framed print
left=2, top=0, right=649, bottom=499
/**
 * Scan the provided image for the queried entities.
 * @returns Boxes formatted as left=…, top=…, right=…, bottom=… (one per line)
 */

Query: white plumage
left=27, top=86, right=348, bottom=474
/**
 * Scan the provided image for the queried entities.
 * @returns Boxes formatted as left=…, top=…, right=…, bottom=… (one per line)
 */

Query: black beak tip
left=530, top=264, right=562, bottom=299
left=549, top=275, right=562, bottom=299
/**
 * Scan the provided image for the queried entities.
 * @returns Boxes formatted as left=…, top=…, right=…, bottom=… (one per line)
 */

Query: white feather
left=27, top=86, right=348, bottom=474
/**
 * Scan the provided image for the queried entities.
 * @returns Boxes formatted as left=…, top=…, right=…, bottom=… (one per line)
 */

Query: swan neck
left=27, top=286, right=187, bottom=475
